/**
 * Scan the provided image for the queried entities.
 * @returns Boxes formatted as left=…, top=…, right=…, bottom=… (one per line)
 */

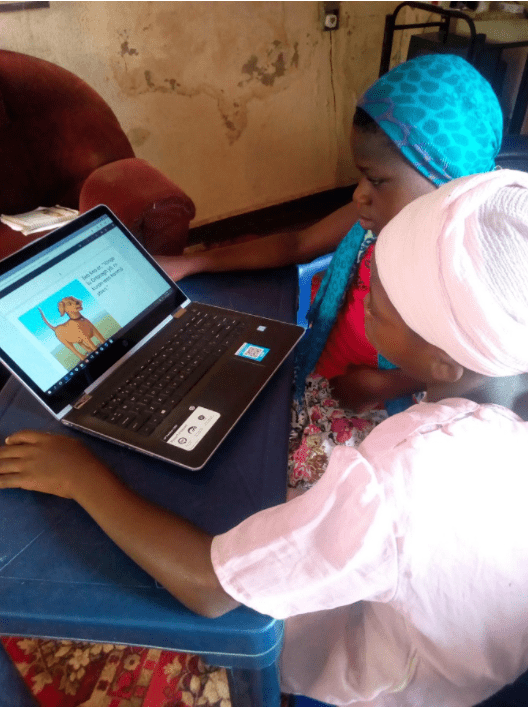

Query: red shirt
left=315, top=243, right=377, bottom=379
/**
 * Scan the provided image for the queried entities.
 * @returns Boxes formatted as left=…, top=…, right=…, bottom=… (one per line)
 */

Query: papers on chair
left=0, top=206, right=79, bottom=236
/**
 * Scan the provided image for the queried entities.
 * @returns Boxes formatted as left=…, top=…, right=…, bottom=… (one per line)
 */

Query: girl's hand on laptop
left=0, top=430, right=112, bottom=499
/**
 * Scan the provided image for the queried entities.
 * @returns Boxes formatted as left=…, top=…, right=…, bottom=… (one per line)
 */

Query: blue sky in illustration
left=19, top=280, right=104, bottom=349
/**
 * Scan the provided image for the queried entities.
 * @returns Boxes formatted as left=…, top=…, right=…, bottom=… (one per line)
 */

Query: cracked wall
left=1, top=1, right=400, bottom=224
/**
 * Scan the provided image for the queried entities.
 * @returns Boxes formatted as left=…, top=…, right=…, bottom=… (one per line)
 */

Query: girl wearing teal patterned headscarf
left=294, top=53, right=503, bottom=403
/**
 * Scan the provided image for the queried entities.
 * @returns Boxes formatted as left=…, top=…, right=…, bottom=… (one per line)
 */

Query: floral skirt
left=288, top=374, right=387, bottom=491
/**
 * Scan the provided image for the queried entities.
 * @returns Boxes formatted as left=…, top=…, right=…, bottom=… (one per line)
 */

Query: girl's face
left=365, top=253, right=465, bottom=390
left=351, top=127, right=435, bottom=236
left=364, top=254, right=434, bottom=383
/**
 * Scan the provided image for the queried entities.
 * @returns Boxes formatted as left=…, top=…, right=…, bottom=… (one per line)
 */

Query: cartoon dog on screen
left=38, top=296, right=105, bottom=361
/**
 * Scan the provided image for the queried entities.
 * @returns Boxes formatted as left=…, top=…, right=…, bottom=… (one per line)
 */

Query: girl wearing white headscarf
left=213, top=170, right=528, bottom=706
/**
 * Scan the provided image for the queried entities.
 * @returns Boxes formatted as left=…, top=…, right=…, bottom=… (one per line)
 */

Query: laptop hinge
left=56, top=404, right=72, bottom=420
left=73, top=393, right=92, bottom=410
left=69, top=301, right=191, bottom=405
left=175, top=299, right=191, bottom=315
left=82, top=313, right=176, bottom=396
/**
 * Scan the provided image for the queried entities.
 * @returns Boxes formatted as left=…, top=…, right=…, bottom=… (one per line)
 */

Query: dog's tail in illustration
left=38, top=308, right=56, bottom=331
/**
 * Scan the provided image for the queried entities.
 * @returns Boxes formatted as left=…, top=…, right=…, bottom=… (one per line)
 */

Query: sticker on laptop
left=235, top=343, right=270, bottom=362
left=167, top=407, right=220, bottom=452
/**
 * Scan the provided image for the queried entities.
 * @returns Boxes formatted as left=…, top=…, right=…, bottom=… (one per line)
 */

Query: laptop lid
left=0, top=206, right=188, bottom=417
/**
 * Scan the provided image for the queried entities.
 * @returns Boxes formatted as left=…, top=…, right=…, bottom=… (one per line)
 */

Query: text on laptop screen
left=0, top=215, right=173, bottom=392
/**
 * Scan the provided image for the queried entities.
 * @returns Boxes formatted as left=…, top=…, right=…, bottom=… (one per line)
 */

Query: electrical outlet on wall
left=323, top=1, right=340, bottom=31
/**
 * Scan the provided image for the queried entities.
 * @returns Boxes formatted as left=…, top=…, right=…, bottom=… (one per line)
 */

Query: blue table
left=0, top=267, right=299, bottom=707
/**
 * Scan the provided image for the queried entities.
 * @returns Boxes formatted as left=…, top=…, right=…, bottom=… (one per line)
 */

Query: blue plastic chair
left=296, top=252, right=334, bottom=327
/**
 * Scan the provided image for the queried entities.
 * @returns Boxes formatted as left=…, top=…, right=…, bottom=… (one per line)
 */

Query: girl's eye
left=368, top=178, right=385, bottom=187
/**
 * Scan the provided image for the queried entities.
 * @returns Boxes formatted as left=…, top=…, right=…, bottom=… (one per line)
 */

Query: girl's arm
left=156, top=200, right=360, bottom=281
left=0, top=431, right=239, bottom=619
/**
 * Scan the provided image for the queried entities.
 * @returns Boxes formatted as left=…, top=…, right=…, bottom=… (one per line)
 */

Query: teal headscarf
left=294, top=53, right=503, bottom=400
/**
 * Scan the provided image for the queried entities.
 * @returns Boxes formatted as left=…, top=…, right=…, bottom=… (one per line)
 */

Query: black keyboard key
left=108, top=411, right=124, bottom=425
left=118, top=413, right=137, bottom=428
left=166, top=393, right=184, bottom=407
left=128, top=414, right=151, bottom=432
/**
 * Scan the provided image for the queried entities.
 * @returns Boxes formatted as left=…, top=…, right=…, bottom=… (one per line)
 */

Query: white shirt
left=212, top=399, right=528, bottom=706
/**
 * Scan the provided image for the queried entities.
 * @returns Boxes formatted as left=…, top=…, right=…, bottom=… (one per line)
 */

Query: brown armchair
left=0, top=49, right=195, bottom=261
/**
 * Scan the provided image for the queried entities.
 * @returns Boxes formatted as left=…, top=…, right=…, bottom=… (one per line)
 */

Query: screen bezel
left=0, top=205, right=187, bottom=415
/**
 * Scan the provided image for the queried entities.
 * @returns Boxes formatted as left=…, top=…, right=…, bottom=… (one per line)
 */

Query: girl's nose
left=353, top=179, right=371, bottom=206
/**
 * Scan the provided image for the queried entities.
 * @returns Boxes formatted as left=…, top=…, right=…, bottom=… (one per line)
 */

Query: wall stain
left=241, top=55, right=258, bottom=79
left=240, top=46, right=287, bottom=88
left=165, top=78, right=181, bottom=90
left=127, top=127, right=151, bottom=147
left=291, top=42, right=299, bottom=68
left=120, top=40, right=138, bottom=57
left=113, top=34, right=304, bottom=145
left=145, top=70, right=171, bottom=92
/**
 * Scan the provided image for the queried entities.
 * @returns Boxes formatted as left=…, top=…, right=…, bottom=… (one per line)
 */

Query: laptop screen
left=0, top=206, right=186, bottom=414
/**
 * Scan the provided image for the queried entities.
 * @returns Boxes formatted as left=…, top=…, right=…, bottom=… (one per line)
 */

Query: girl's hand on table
left=155, top=254, right=202, bottom=281
left=0, top=431, right=237, bottom=616
left=0, top=430, right=112, bottom=499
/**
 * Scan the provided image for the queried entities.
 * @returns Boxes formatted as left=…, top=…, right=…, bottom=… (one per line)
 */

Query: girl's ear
left=428, top=346, right=464, bottom=383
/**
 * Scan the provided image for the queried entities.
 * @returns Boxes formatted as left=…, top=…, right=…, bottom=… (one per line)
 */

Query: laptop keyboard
left=92, top=308, right=246, bottom=436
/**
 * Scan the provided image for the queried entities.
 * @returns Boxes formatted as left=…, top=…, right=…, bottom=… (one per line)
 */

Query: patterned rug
left=1, top=636, right=231, bottom=707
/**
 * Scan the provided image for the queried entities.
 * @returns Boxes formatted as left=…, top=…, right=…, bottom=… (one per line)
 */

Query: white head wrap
left=375, top=169, right=528, bottom=377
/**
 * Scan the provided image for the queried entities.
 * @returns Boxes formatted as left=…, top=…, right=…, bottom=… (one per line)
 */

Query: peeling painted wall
left=0, top=1, right=401, bottom=224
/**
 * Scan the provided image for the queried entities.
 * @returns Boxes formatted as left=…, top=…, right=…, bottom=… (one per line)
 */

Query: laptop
left=0, top=205, right=304, bottom=470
